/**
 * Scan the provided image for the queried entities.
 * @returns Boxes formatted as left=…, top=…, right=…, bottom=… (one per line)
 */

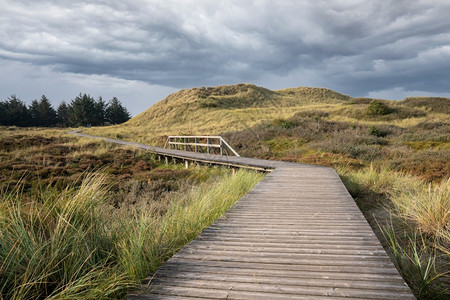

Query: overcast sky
left=1, top=0, right=449, bottom=115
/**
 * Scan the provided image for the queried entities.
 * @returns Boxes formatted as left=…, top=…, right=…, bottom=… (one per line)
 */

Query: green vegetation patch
left=366, top=100, right=392, bottom=116
left=263, top=137, right=306, bottom=155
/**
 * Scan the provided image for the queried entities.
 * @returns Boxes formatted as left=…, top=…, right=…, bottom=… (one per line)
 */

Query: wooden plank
left=181, top=244, right=387, bottom=256
left=170, top=253, right=395, bottom=268
left=152, top=271, right=411, bottom=292
left=143, top=278, right=415, bottom=299
left=130, top=284, right=366, bottom=300
left=158, top=260, right=406, bottom=282
left=164, top=258, right=404, bottom=276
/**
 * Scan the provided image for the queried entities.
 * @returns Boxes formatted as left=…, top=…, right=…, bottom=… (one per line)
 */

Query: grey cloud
left=0, top=0, right=449, bottom=99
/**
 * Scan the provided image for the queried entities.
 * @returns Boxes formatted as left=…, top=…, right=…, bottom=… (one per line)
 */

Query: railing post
left=207, top=138, right=210, bottom=154
left=195, top=137, right=198, bottom=153
left=220, top=138, right=223, bottom=155
left=184, top=137, right=187, bottom=151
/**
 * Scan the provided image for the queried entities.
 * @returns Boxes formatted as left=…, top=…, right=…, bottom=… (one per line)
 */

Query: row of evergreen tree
left=0, top=94, right=131, bottom=127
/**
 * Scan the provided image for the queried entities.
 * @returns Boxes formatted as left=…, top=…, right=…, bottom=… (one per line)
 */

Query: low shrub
left=369, top=125, right=388, bottom=137
left=366, top=100, right=392, bottom=116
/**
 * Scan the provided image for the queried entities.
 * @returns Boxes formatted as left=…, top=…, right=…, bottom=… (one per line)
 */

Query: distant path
left=70, top=131, right=415, bottom=299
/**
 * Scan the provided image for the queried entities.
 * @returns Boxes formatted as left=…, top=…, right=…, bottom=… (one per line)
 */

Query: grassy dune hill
left=87, top=84, right=353, bottom=144
left=87, top=84, right=449, bottom=146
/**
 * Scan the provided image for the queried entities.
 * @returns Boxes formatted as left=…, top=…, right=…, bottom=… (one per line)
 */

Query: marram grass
left=391, top=178, right=449, bottom=239
left=339, top=165, right=449, bottom=298
left=382, top=224, right=449, bottom=299
left=0, top=169, right=263, bottom=299
left=339, top=165, right=449, bottom=241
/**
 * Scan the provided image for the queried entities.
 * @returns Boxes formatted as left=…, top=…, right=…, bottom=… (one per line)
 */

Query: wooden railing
left=164, top=136, right=240, bottom=156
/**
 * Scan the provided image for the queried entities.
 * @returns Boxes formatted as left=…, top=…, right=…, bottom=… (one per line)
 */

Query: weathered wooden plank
left=158, top=261, right=407, bottom=282
left=152, top=270, right=411, bottom=292
left=182, top=244, right=387, bottom=256
left=187, top=238, right=386, bottom=248
left=170, top=253, right=395, bottom=267
left=200, top=228, right=377, bottom=236
left=130, top=284, right=366, bottom=300
left=144, top=278, right=415, bottom=299
left=164, top=258, right=404, bottom=276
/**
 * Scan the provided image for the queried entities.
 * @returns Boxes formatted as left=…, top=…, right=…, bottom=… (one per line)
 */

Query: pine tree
left=94, top=96, right=107, bottom=126
left=106, top=97, right=131, bottom=124
left=0, top=100, right=10, bottom=125
left=57, top=102, right=70, bottom=127
left=4, top=95, right=30, bottom=126
left=69, top=93, right=98, bottom=126
left=28, top=99, right=40, bottom=126
left=28, top=96, right=58, bottom=127
left=38, top=95, right=58, bottom=126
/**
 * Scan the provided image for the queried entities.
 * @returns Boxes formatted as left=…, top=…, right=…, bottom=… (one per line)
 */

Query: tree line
left=0, top=93, right=131, bottom=127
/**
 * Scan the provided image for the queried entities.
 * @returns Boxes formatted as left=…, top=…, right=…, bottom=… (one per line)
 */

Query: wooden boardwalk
left=71, top=132, right=415, bottom=299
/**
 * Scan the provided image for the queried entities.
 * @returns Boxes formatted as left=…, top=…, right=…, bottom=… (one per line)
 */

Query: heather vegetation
left=86, top=84, right=449, bottom=298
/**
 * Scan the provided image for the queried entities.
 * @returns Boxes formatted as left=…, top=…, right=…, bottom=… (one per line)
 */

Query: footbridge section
left=70, top=131, right=415, bottom=299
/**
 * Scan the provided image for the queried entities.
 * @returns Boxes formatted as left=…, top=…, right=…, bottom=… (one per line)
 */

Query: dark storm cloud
left=1, top=0, right=449, bottom=97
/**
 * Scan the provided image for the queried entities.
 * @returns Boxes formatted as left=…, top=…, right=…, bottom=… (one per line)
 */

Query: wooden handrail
left=165, top=136, right=240, bottom=157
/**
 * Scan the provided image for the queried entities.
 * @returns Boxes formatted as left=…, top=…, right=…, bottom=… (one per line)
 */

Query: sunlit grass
left=392, top=178, right=449, bottom=239
left=339, top=165, right=449, bottom=298
left=339, top=165, right=449, bottom=240
left=0, top=169, right=263, bottom=299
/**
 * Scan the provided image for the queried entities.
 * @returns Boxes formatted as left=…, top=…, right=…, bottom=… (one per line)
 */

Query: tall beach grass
left=339, top=165, right=449, bottom=241
left=339, top=165, right=449, bottom=298
left=0, top=169, right=263, bottom=299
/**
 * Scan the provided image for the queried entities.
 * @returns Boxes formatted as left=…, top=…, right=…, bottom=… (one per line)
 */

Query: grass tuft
left=391, top=178, right=449, bottom=240
left=382, top=224, right=449, bottom=299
